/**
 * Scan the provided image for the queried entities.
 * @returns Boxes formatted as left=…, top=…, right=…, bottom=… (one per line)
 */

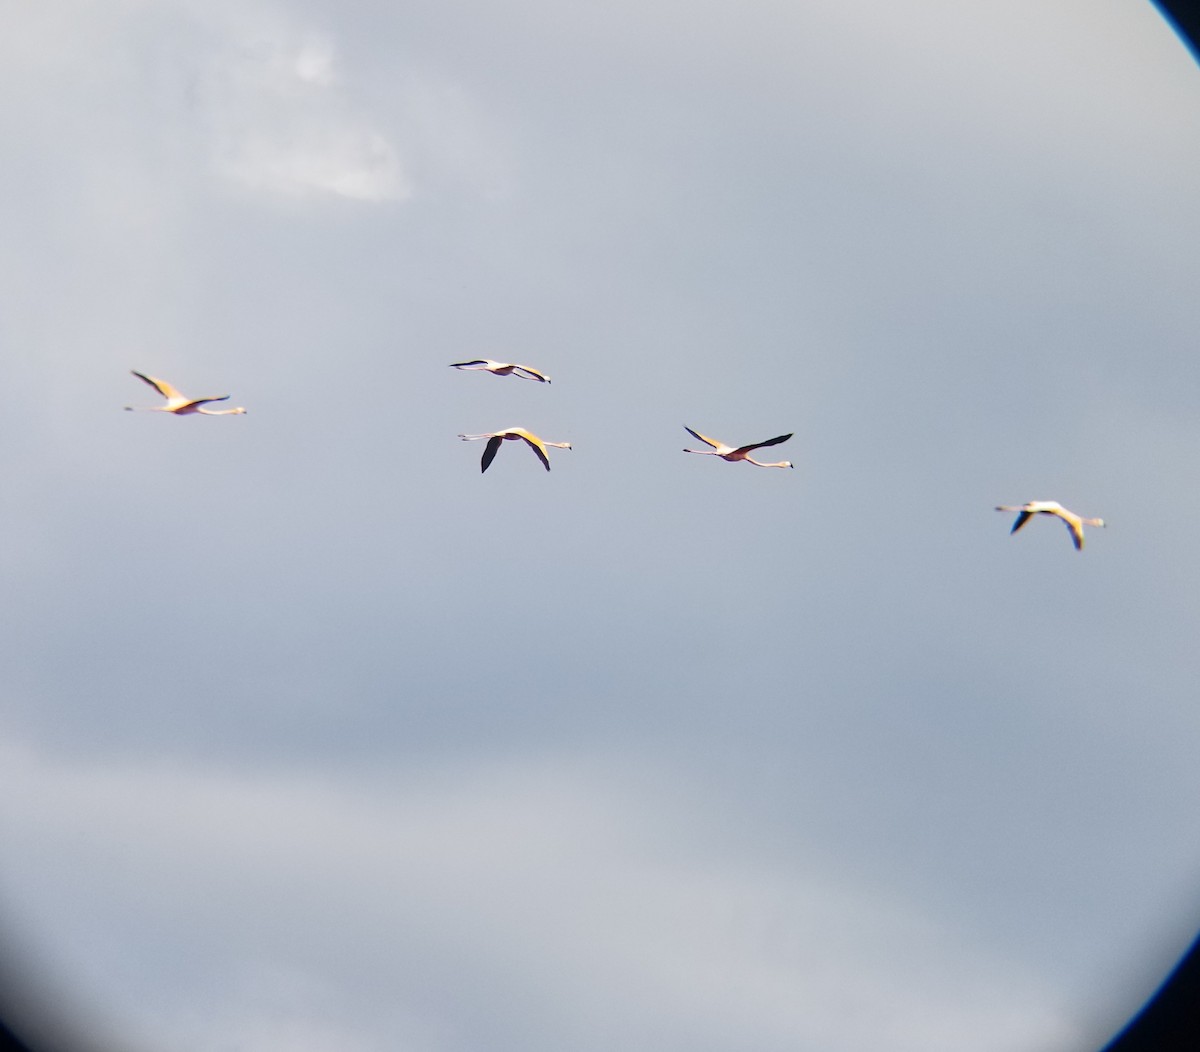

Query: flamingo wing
left=131, top=371, right=185, bottom=402
left=481, top=436, right=503, bottom=473
left=450, top=360, right=490, bottom=369
left=1057, top=514, right=1085, bottom=550
left=513, top=365, right=550, bottom=383
left=1009, top=510, right=1033, bottom=534
left=733, top=433, right=792, bottom=456
left=683, top=427, right=722, bottom=449
left=515, top=431, right=552, bottom=470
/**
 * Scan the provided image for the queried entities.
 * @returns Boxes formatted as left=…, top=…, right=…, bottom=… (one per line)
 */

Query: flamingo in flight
left=450, top=360, right=551, bottom=383
left=458, top=428, right=572, bottom=472
left=995, top=501, right=1105, bottom=551
left=682, top=427, right=794, bottom=469
left=125, top=371, right=247, bottom=416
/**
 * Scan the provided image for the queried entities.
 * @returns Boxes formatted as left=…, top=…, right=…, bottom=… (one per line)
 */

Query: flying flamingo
left=125, top=371, right=247, bottom=416
left=682, top=426, right=794, bottom=468
left=995, top=501, right=1105, bottom=551
left=449, top=360, right=551, bottom=383
left=458, top=428, right=571, bottom=472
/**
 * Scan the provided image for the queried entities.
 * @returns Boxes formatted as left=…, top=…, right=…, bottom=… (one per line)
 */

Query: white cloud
left=185, top=2, right=514, bottom=203
left=1, top=2, right=1196, bottom=1051
left=0, top=738, right=1077, bottom=1052
left=194, top=15, right=409, bottom=202
left=292, top=38, right=336, bottom=88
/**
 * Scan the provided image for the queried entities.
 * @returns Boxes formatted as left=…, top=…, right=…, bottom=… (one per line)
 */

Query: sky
left=2, top=0, right=1200, bottom=1049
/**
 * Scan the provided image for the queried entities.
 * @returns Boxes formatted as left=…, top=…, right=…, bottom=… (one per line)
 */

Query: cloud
left=193, top=13, right=409, bottom=202
left=2, top=1, right=1198, bottom=1050
left=0, top=738, right=1077, bottom=1051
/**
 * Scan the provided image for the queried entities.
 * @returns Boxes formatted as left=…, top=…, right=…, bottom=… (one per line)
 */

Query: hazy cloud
left=0, top=739, right=1076, bottom=1051
left=193, top=11, right=409, bottom=201
left=2, top=0, right=1199, bottom=1049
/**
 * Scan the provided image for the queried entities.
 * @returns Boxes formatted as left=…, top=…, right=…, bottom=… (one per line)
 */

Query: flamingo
left=682, top=426, right=794, bottom=469
left=458, top=428, right=571, bottom=472
left=449, top=360, right=551, bottom=383
left=125, top=371, right=247, bottom=416
left=995, top=501, right=1105, bottom=551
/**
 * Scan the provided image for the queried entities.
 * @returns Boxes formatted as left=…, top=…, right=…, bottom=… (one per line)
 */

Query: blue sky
left=2, top=1, right=1200, bottom=1049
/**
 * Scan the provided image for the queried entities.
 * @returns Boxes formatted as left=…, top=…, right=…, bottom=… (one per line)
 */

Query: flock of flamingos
left=124, top=363, right=1107, bottom=551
